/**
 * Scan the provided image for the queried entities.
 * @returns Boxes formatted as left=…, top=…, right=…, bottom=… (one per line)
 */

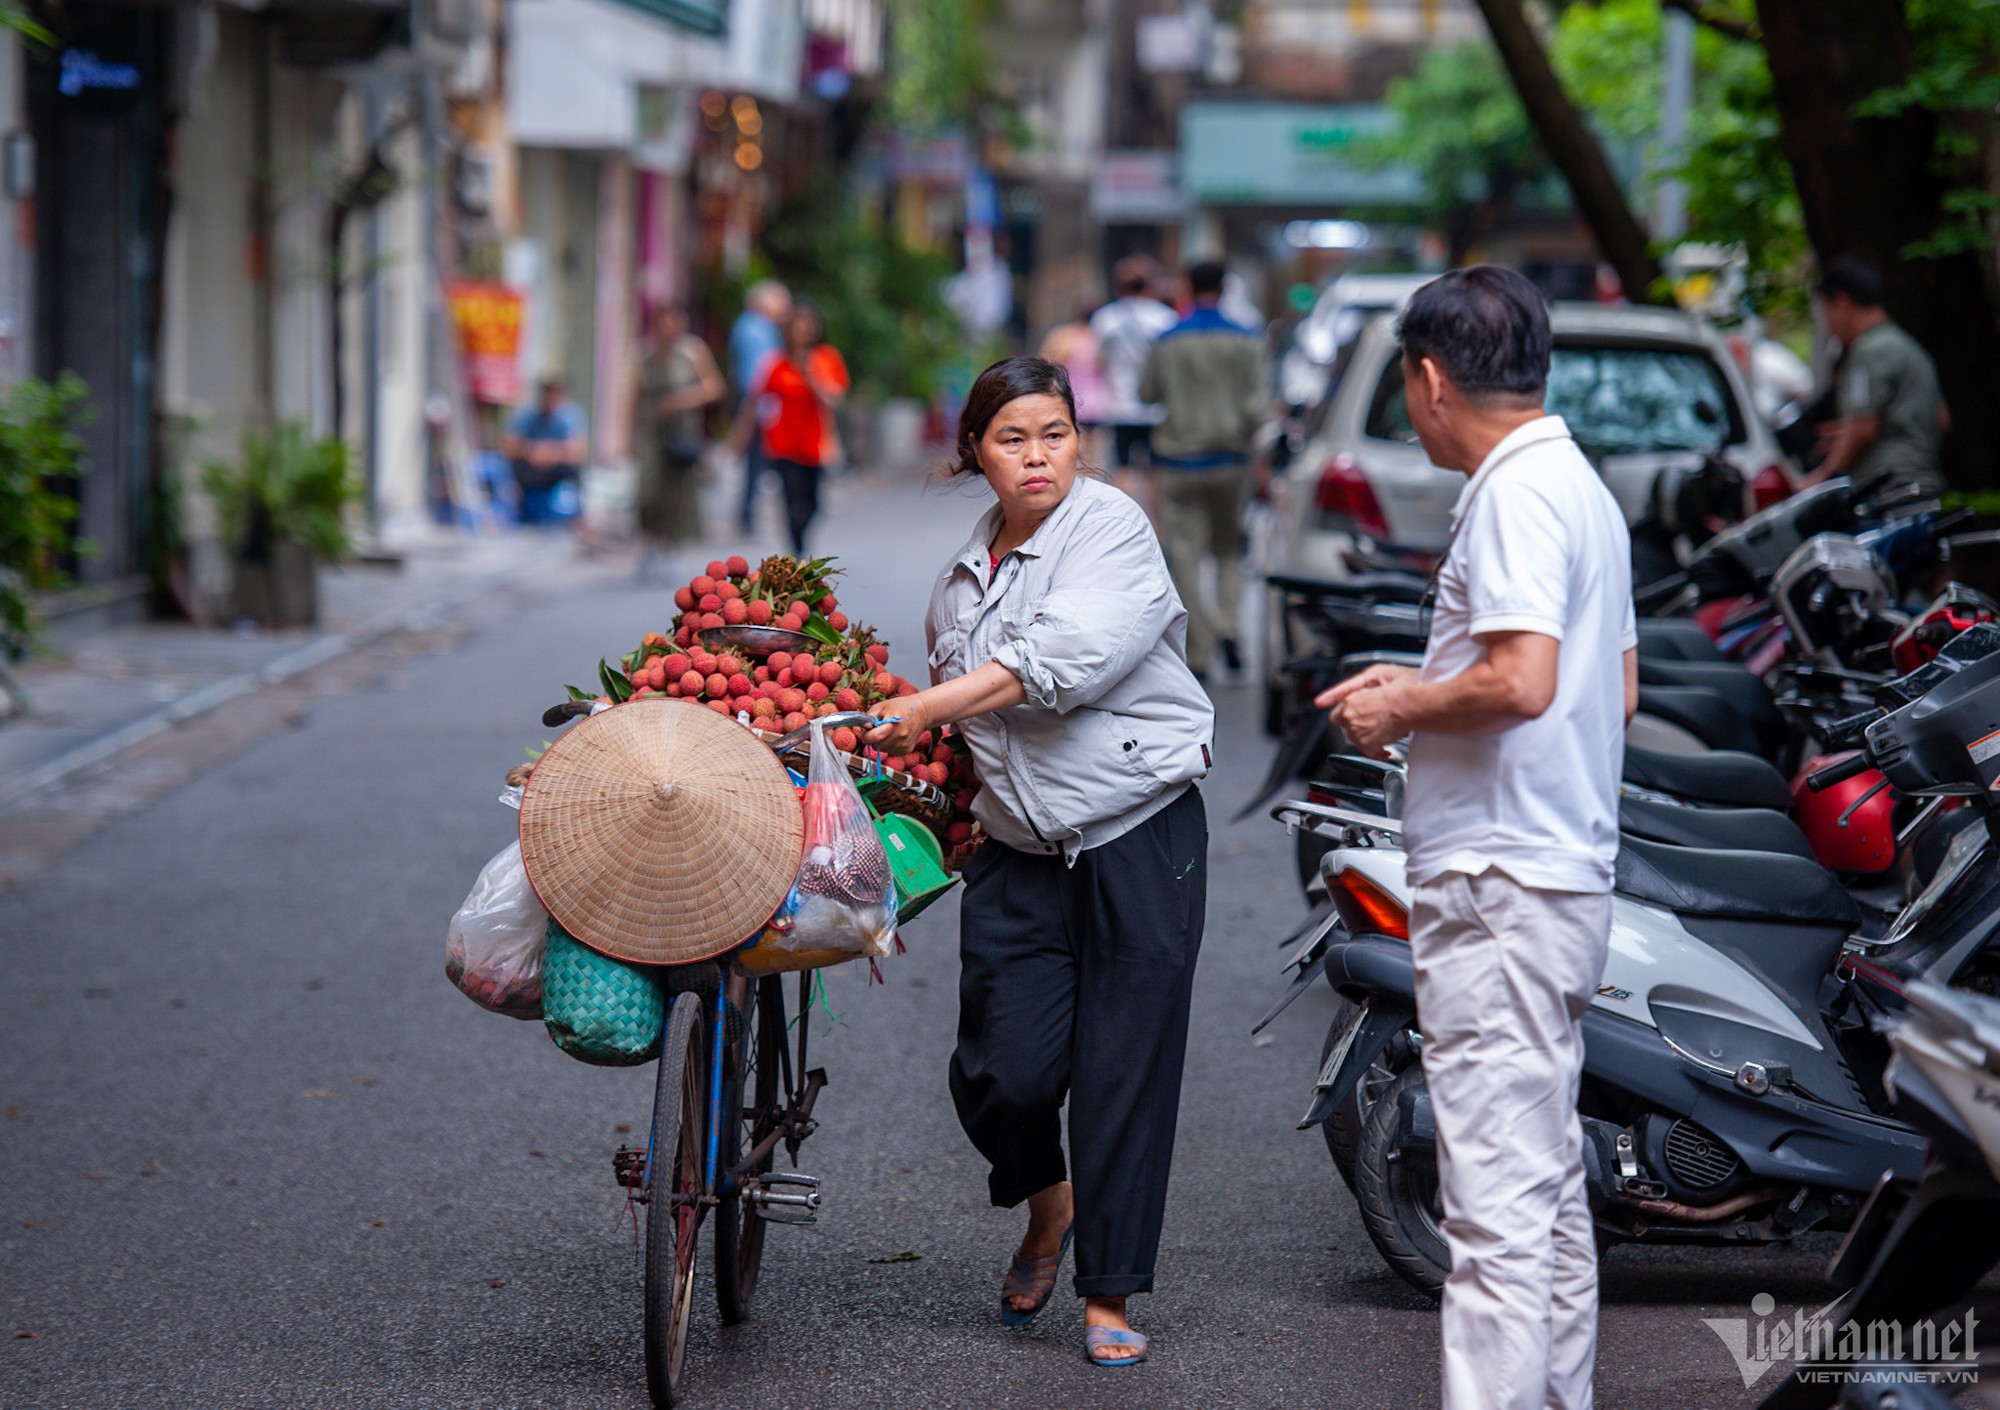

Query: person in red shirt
left=732, top=302, right=849, bottom=555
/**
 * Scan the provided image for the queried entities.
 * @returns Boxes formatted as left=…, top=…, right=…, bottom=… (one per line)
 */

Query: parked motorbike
left=1756, top=980, right=2000, bottom=1409
left=1250, top=489, right=1990, bottom=901
left=1267, top=625, right=2000, bottom=1298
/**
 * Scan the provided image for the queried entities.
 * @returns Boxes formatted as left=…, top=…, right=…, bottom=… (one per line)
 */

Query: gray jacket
left=926, top=476, right=1215, bottom=862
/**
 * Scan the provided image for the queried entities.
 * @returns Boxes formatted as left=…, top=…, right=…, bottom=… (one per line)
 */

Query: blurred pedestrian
left=730, top=279, right=791, bottom=534
left=1090, top=257, right=1176, bottom=501
left=501, top=376, right=587, bottom=528
left=1139, top=260, right=1268, bottom=680
left=634, top=303, right=726, bottom=582
left=1039, top=309, right=1109, bottom=466
left=1318, top=267, right=1634, bottom=1410
left=1805, top=256, right=1949, bottom=495
left=861, top=355, right=1212, bottom=1370
left=733, top=302, right=847, bottom=557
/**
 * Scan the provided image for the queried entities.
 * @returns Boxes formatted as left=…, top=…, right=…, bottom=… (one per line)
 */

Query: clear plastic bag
left=773, top=717, right=898, bottom=958
left=444, top=841, right=549, bottom=1019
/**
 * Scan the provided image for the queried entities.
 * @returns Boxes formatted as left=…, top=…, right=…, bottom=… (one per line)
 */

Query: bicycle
left=616, top=966, right=826, bottom=1408
left=536, top=702, right=950, bottom=1408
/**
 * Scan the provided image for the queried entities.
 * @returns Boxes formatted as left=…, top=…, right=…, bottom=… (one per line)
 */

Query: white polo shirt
left=1402, top=416, right=1635, bottom=894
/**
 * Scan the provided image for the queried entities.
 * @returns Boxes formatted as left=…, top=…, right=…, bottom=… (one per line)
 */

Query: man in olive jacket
left=1139, top=260, right=1268, bottom=679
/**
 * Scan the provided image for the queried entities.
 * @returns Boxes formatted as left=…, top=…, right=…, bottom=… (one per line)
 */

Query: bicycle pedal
left=747, top=1172, right=822, bottom=1224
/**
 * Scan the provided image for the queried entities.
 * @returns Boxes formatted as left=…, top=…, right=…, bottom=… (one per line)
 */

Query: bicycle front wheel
left=645, top=993, right=706, bottom=1409
left=714, top=976, right=783, bottom=1324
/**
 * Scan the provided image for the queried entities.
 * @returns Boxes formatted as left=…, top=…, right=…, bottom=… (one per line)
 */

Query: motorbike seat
left=1617, top=795, right=1815, bottom=860
left=1615, top=835, right=1861, bottom=928
left=1636, top=658, right=1786, bottom=754
left=1634, top=684, right=1766, bottom=756
left=1623, top=744, right=1794, bottom=812
left=1634, top=618, right=1725, bottom=663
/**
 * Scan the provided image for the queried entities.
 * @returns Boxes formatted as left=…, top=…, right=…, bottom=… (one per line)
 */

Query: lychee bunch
left=564, top=555, right=993, bottom=863
left=662, top=555, right=844, bottom=648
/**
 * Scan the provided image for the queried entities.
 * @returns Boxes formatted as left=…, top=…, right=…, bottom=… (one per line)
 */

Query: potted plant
left=0, top=372, right=90, bottom=714
left=202, top=421, right=358, bottom=628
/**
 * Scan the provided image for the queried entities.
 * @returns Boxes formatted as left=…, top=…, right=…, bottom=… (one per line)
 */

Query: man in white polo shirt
left=1318, top=266, right=1637, bottom=1410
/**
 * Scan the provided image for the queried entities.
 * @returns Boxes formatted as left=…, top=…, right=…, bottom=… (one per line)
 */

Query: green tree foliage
left=760, top=180, right=961, bottom=403
left=0, top=373, right=90, bottom=660
left=1373, top=39, right=1554, bottom=246
left=1856, top=0, right=2000, bottom=261
left=884, top=0, right=1001, bottom=133
left=1373, top=1, right=1804, bottom=307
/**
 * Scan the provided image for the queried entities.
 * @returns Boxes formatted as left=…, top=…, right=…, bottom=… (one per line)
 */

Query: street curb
left=6, top=561, right=540, bottom=809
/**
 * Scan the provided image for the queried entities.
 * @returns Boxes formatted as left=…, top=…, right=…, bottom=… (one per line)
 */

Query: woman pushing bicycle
left=864, top=355, right=1215, bottom=1368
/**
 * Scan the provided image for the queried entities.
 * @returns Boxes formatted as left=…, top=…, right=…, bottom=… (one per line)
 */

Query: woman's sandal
left=1083, top=1325, right=1149, bottom=1368
left=998, top=1225, right=1073, bottom=1327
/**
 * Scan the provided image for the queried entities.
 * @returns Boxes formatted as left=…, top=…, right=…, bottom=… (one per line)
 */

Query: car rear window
left=1364, top=343, right=1748, bottom=455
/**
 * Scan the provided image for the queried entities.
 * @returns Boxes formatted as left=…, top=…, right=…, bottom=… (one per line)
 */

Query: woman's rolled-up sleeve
left=987, top=513, right=1175, bottom=713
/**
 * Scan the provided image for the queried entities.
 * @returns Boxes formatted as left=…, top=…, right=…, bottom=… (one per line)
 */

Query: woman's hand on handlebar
left=864, top=697, right=929, bottom=755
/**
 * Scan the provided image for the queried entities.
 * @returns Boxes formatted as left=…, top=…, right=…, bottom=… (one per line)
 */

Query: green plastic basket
left=540, top=921, right=666, bottom=1066
left=873, top=813, right=960, bottom=922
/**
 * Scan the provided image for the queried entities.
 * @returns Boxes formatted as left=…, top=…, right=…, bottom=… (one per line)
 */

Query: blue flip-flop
left=1084, top=1325, right=1149, bottom=1367
left=999, top=1225, right=1073, bottom=1327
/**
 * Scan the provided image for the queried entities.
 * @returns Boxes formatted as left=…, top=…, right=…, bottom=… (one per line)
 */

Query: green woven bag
left=540, top=921, right=666, bottom=1066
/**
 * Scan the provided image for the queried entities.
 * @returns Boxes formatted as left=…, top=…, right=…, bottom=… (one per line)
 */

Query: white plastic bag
left=445, top=841, right=549, bottom=1019
left=775, top=718, right=898, bottom=957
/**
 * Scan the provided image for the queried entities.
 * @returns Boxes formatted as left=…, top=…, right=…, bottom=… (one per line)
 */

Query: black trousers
left=950, top=786, right=1207, bottom=1298
left=770, top=457, right=821, bottom=556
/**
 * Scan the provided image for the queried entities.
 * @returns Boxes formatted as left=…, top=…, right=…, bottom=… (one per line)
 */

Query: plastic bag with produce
left=444, top=841, right=549, bottom=1019
left=775, top=718, right=898, bottom=957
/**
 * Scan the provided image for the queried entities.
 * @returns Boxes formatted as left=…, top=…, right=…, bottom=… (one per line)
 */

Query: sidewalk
left=0, top=528, right=581, bottom=809
left=0, top=442, right=952, bottom=816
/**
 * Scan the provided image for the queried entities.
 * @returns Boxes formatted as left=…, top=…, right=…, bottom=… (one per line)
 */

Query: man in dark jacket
left=1139, top=261, right=1268, bottom=679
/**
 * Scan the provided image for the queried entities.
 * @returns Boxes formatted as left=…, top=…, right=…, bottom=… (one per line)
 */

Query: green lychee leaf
left=565, top=683, right=593, bottom=701
left=800, top=614, right=842, bottom=647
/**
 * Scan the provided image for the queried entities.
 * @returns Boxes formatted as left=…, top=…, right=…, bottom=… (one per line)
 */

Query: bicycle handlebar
left=542, top=700, right=595, bottom=727
left=771, top=710, right=889, bottom=755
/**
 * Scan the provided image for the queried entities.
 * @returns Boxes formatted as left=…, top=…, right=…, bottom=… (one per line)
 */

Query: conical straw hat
left=519, top=699, right=803, bottom=966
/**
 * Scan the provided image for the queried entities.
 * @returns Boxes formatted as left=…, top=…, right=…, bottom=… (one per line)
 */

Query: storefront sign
left=447, top=281, right=527, bottom=405
left=1179, top=101, right=1424, bottom=207
left=58, top=49, right=141, bottom=98
left=1090, top=150, right=1186, bottom=223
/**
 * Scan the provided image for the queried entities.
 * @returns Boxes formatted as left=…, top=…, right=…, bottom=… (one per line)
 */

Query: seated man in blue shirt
left=502, top=377, right=588, bottom=525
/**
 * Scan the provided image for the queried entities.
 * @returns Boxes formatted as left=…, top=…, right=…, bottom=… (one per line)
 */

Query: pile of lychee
left=663, top=554, right=852, bottom=640
left=599, top=557, right=931, bottom=782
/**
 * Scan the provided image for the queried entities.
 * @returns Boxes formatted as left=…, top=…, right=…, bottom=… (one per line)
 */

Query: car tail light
left=1750, top=463, right=1792, bottom=511
left=1315, top=453, right=1391, bottom=541
left=1329, top=867, right=1409, bottom=940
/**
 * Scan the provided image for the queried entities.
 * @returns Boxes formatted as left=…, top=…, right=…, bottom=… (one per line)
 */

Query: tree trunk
left=1469, top=0, right=1668, bottom=304
left=1756, top=0, right=2000, bottom=490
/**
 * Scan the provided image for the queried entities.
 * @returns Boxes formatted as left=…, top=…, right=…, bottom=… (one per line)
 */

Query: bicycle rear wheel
left=714, top=976, right=784, bottom=1324
left=645, top=993, right=706, bottom=1409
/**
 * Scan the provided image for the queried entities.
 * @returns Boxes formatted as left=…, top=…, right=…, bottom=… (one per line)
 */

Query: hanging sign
left=447, top=280, right=526, bottom=406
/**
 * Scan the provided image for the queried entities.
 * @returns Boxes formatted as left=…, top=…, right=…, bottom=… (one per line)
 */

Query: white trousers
left=1410, top=869, right=1612, bottom=1410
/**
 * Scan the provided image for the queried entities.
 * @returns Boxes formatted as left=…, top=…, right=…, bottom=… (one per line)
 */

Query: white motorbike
left=1263, top=629, right=2000, bottom=1296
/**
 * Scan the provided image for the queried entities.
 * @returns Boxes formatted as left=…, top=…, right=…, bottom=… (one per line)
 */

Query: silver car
left=1261, top=303, right=1786, bottom=706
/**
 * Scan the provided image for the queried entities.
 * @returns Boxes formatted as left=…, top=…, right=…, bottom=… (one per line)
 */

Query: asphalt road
left=3, top=468, right=1845, bottom=1409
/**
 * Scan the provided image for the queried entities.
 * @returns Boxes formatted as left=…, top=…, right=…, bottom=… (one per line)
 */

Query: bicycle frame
left=655, top=970, right=826, bottom=1215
